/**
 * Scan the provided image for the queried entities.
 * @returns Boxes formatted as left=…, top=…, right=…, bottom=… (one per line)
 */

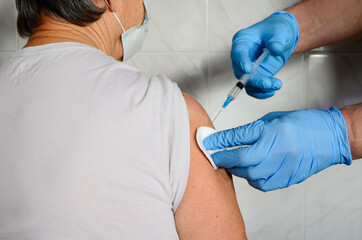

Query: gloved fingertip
left=245, top=84, right=275, bottom=99
left=202, top=138, right=213, bottom=150
left=211, top=154, right=221, bottom=167
left=203, top=135, right=222, bottom=151
left=231, top=53, right=253, bottom=76
left=266, top=40, right=285, bottom=56
left=252, top=91, right=275, bottom=99
left=242, top=61, right=253, bottom=74
left=245, top=89, right=259, bottom=99
left=232, top=62, right=244, bottom=79
left=248, top=179, right=269, bottom=192
left=272, top=78, right=282, bottom=90
left=261, top=91, right=276, bottom=99
left=234, top=72, right=242, bottom=80
left=246, top=91, right=257, bottom=99
left=210, top=151, right=228, bottom=168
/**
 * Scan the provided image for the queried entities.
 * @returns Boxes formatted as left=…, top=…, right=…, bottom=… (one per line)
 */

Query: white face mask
left=104, top=0, right=149, bottom=61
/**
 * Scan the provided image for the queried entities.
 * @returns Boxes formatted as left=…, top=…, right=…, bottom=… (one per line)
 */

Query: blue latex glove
left=231, top=11, right=299, bottom=99
left=203, top=107, right=352, bottom=192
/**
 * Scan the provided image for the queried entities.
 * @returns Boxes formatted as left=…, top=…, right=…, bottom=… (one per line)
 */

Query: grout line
left=306, top=51, right=362, bottom=56
left=14, top=1, right=18, bottom=51
left=139, top=50, right=232, bottom=55
left=15, top=35, right=18, bottom=51
left=206, top=0, right=211, bottom=113
left=139, top=51, right=211, bottom=55
left=207, top=0, right=210, bottom=53
left=137, top=50, right=362, bottom=56
left=136, top=50, right=362, bottom=55
left=207, top=51, right=212, bottom=114
left=137, top=51, right=362, bottom=57
left=207, top=52, right=211, bottom=114
left=0, top=51, right=16, bottom=54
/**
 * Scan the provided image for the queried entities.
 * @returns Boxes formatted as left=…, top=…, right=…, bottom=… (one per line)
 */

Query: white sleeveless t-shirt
left=0, top=42, right=190, bottom=239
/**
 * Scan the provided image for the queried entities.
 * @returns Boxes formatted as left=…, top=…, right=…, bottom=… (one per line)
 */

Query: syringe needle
left=211, top=107, right=223, bottom=125
left=211, top=48, right=270, bottom=126
left=209, top=49, right=270, bottom=128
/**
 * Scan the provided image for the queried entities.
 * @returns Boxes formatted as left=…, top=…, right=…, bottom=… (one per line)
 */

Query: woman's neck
left=24, top=14, right=123, bottom=60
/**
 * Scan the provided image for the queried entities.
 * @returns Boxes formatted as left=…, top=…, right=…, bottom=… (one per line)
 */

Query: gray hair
left=16, top=0, right=107, bottom=38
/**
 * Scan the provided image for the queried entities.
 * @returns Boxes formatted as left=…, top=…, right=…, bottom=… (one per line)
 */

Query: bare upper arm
left=174, top=93, right=247, bottom=240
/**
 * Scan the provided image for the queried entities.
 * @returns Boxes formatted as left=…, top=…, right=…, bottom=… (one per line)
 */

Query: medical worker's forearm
left=286, top=0, right=362, bottom=53
left=341, top=103, right=362, bottom=160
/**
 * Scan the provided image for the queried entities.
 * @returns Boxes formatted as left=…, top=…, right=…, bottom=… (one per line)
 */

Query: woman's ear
left=105, top=0, right=118, bottom=12
left=94, top=0, right=117, bottom=12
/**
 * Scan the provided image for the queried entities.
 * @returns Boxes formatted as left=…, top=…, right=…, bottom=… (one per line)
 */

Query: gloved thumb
left=231, top=48, right=254, bottom=75
left=265, top=17, right=298, bottom=56
left=266, top=40, right=286, bottom=56
left=203, top=120, right=264, bottom=150
left=265, top=26, right=290, bottom=56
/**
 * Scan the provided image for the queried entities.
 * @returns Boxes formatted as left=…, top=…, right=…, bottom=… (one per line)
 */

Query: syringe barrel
left=222, top=48, right=270, bottom=110
left=239, top=48, right=270, bottom=86
left=227, top=82, right=244, bottom=100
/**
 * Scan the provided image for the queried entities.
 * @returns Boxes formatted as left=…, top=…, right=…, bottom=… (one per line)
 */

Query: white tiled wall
left=1, top=0, right=361, bottom=239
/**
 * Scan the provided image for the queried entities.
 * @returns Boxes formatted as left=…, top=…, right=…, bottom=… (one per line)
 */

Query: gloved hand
left=231, top=11, right=299, bottom=99
left=203, top=107, right=352, bottom=192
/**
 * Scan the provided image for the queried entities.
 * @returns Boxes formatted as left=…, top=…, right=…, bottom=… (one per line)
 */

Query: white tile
left=306, top=54, right=362, bottom=109
left=128, top=53, right=209, bottom=111
left=234, top=177, right=303, bottom=240
left=0, top=52, right=14, bottom=67
left=304, top=160, right=362, bottom=240
left=141, top=0, right=208, bottom=52
left=305, top=54, right=362, bottom=239
left=0, top=0, right=16, bottom=51
left=17, top=36, right=28, bottom=50
left=209, top=0, right=301, bottom=52
left=311, top=33, right=362, bottom=53
left=209, top=53, right=305, bottom=130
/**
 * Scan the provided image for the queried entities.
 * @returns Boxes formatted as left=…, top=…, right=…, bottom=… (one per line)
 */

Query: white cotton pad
left=196, top=127, right=219, bottom=170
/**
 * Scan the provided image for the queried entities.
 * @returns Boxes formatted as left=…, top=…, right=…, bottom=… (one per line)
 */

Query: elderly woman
left=0, top=0, right=246, bottom=239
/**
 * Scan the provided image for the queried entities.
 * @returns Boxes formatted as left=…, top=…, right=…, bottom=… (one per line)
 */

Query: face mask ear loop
left=104, top=0, right=126, bottom=33
left=112, top=12, right=126, bottom=33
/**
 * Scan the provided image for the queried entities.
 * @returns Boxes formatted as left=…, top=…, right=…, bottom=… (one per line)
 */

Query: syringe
left=211, top=48, right=270, bottom=124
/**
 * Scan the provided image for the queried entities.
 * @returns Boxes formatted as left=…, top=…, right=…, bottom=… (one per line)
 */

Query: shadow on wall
left=173, top=54, right=233, bottom=91
left=334, top=55, right=362, bottom=108
left=172, top=54, right=235, bottom=110
left=307, top=54, right=362, bottom=109
left=208, top=54, right=236, bottom=90
left=312, top=33, right=362, bottom=53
